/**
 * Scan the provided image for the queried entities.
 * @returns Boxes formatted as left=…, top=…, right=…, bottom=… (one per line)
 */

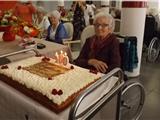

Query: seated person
left=34, top=6, right=50, bottom=38
left=84, top=1, right=96, bottom=25
left=74, top=12, right=121, bottom=73
left=46, top=10, right=68, bottom=44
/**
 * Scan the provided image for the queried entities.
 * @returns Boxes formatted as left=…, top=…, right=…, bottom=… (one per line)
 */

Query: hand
left=88, top=59, right=108, bottom=73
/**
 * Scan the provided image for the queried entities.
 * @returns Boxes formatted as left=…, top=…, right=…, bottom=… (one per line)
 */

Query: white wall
left=148, top=0, right=159, bottom=9
left=32, top=1, right=72, bottom=12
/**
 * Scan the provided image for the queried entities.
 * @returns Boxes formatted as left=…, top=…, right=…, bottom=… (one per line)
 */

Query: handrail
left=0, top=48, right=40, bottom=58
left=69, top=68, right=124, bottom=120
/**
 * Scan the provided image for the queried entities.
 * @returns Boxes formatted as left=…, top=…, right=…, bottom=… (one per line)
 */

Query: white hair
left=37, top=6, right=47, bottom=14
left=93, top=12, right=115, bottom=32
left=48, top=10, right=61, bottom=20
left=19, top=0, right=29, bottom=3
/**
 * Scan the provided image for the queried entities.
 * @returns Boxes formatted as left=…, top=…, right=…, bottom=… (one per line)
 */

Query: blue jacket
left=46, top=23, right=68, bottom=44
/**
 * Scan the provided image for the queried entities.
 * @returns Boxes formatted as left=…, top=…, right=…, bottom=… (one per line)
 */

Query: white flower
left=24, top=26, right=30, bottom=33
left=28, top=28, right=34, bottom=33
left=4, top=13, right=12, bottom=18
left=1, top=18, right=8, bottom=23
left=12, top=16, right=17, bottom=21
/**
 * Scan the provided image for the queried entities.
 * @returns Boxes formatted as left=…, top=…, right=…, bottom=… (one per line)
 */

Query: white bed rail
left=69, top=68, right=124, bottom=120
left=0, top=48, right=40, bottom=58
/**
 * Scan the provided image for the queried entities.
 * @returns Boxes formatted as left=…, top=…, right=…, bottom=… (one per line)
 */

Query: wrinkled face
left=94, top=16, right=112, bottom=38
left=37, top=12, right=45, bottom=19
left=49, top=16, right=59, bottom=26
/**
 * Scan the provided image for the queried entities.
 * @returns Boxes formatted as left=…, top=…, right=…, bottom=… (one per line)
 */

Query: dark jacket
left=46, top=23, right=68, bottom=44
left=75, top=34, right=121, bottom=73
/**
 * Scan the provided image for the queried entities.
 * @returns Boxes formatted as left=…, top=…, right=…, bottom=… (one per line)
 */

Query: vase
left=0, top=25, right=11, bottom=32
left=2, top=31, right=15, bottom=42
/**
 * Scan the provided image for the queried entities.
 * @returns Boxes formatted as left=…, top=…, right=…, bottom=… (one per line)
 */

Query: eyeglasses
left=94, top=24, right=109, bottom=28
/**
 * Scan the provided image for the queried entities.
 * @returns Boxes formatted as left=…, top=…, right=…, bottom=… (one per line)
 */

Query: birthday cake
left=0, top=56, right=103, bottom=113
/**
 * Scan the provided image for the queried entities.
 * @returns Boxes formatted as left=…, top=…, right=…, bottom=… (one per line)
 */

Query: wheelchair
left=69, top=68, right=145, bottom=120
left=117, top=35, right=145, bottom=120
left=144, top=15, right=160, bottom=62
left=70, top=34, right=145, bottom=120
left=147, top=35, right=160, bottom=62
left=120, top=80, right=145, bottom=120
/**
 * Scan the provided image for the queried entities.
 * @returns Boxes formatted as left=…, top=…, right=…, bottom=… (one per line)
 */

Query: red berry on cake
left=35, top=54, right=42, bottom=57
left=42, top=57, right=50, bottom=62
left=58, top=90, right=63, bottom=95
left=48, top=77, right=52, bottom=80
left=17, top=66, right=22, bottom=70
left=46, top=57, right=50, bottom=61
left=89, top=69, right=98, bottom=74
left=52, top=89, right=58, bottom=95
left=70, top=65, right=74, bottom=69
left=1, top=65, right=8, bottom=69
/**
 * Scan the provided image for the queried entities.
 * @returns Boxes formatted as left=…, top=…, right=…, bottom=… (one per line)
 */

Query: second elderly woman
left=75, top=12, right=121, bottom=73
left=46, top=10, right=68, bottom=44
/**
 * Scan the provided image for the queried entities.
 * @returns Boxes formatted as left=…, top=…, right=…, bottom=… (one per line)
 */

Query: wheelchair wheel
left=147, top=37, right=160, bottom=62
left=120, top=81, right=145, bottom=120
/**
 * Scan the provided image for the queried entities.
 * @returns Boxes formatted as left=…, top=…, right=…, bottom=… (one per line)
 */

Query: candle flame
left=55, top=52, right=58, bottom=56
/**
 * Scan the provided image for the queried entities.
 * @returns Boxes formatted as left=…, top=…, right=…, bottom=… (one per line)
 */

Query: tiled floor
left=139, top=54, right=160, bottom=120
left=71, top=45, right=160, bottom=120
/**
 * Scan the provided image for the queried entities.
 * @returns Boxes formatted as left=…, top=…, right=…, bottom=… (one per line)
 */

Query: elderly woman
left=34, top=6, right=50, bottom=38
left=75, top=12, right=121, bottom=73
left=46, top=10, right=68, bottom=44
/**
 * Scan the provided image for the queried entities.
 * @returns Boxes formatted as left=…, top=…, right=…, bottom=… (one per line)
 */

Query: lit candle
left=63, top=52, right=69, bottom=66
left=59, top=50, right=64, bottom=64
left=55, top=52, right=59, bottom=63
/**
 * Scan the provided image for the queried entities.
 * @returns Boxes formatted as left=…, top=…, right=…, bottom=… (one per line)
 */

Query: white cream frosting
left=0, top=57, right=103, bottom=105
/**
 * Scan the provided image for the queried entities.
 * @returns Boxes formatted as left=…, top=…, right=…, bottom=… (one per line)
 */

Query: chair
left=80, top=25, right=95, bottom=48
left=63, top=22, right=81, bottom=50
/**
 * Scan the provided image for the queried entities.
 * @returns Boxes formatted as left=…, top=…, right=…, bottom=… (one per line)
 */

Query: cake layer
left=0, top=56, right=103, bottom=113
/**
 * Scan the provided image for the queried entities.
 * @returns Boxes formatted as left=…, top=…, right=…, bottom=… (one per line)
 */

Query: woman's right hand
left=88, top=59, right=108, bottom=73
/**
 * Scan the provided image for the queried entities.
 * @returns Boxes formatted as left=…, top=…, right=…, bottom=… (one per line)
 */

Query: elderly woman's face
left=49, top=16, right=59, bottom=26
left=94, top=17, right=111, bottom=38
left=37, top=12, right=44, bottom=19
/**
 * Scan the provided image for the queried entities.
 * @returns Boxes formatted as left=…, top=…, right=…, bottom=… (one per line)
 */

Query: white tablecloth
left=0, top=37, right=72, bottom=62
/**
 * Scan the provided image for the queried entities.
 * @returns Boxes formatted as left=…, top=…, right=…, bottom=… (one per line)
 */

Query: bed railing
left=0, top=48, right=40, bottom=58
left=69, top=68, right=124, bottom=120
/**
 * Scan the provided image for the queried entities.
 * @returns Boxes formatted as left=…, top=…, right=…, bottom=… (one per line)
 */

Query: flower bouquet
left=15, top=22, right=39, bottom=48
left=0, top=10, right=39, bottom=43
left=0, top=10, right=18, bottom=32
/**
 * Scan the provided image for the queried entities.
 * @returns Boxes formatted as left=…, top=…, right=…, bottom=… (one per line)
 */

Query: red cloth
left=0, top=1, right=17, bottom=12
left=13, top=2, right=36, bottom=24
